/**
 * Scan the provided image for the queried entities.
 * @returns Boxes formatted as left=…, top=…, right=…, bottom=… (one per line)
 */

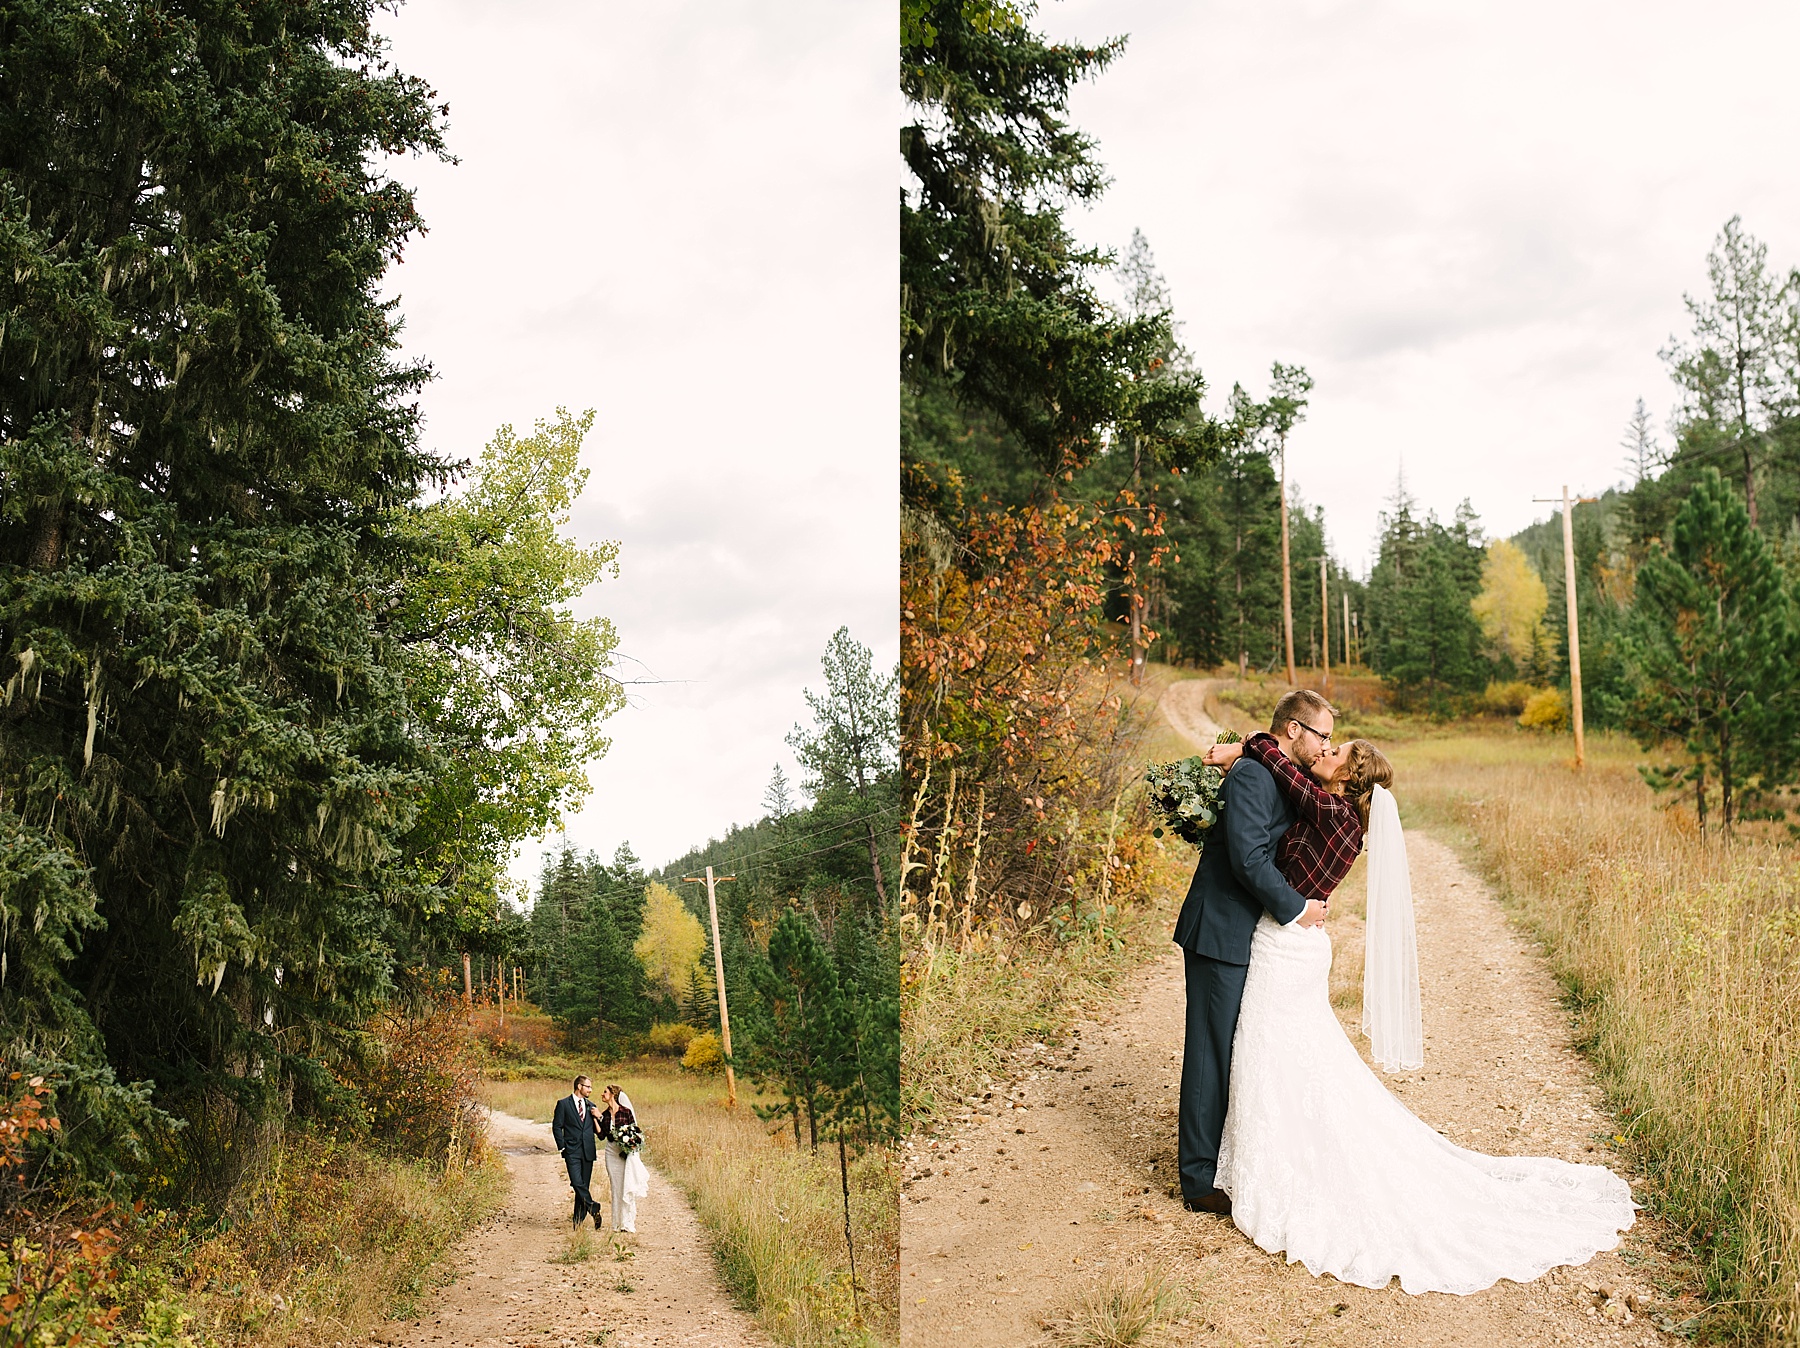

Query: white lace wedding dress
left=1216, top=915, right=1637, bottom=1295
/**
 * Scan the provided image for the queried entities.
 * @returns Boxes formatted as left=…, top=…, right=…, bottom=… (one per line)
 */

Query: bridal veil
left=1362, top=783, right=1423, bottom=1072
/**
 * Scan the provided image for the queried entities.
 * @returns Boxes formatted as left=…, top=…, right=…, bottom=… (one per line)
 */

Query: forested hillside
left=512, top=628, right=900, bottom=1151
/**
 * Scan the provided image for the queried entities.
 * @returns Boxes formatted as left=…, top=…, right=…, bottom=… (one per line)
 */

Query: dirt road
left=900, top=681, right=1686, bottom=1346
left=374, top=1111, right=769, bottom=1348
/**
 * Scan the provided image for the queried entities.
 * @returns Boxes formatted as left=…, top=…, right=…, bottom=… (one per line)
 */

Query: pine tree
left=900, top=2, right=1217, bottom=478
left=738, top=910, right=853, bottom=1152
left=0, top=0, right=449, bottom=1184
left=787, top=628, right=899, bottom=912
left=1623, top=469, right=1799, bottom=834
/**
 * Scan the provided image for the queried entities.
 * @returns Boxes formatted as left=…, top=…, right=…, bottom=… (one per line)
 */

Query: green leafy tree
left=394, top=409, right=623, bottom=930
left=1622, top=469, right=1799, bottom=835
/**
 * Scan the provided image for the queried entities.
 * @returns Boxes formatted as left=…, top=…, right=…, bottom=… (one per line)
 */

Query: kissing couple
left=551, top=1074, right=650, bottom=1235
left=1174, top=688, right=1636, bottom=1294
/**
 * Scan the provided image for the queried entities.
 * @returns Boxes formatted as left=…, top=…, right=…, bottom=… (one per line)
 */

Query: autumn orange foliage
left=901, top=494, right=1167, bottom=954
left=0, top=1075, right=144, bottom=1347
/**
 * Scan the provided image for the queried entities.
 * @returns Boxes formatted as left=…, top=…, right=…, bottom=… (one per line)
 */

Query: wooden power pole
left=683, top=866, right=739, bottom=1107
left=1279, top=451, right=1296, bottom=685
left=1319, top=555, right=1330, bottom=693
left=1534, top=485, right=1598, bottom=768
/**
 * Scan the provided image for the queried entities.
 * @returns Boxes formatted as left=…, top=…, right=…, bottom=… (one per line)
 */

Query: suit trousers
left=1178, top=948, right=1249, bottom=1202
left=603, top=1144, right=636, bottom=1233
left=563, top=1153, right=597, bottom=1226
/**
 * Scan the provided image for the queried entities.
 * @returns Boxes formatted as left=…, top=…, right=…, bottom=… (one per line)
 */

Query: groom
left=1174, top=688, right=1332, bottom=1214
left=552, top=1073, right=603, bottom=1229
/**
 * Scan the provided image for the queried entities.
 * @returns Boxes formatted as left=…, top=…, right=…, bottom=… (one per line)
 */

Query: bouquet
left=612, top=1120, right=645, bottom=1156
left=1145, top=730, right=1242, bottom=850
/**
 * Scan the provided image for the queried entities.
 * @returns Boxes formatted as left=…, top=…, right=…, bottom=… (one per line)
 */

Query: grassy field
left=477, top=1071, right=897, bottom=1348
left=1389, top=725, right=1800, bottom=1345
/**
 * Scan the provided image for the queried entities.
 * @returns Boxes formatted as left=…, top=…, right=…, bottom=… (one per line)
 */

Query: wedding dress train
left=1216, top=915, right=1636, bottom=1295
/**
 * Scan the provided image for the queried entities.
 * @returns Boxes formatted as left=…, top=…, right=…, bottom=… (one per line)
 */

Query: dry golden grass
left=1391, top=725, right=1800, bottom=1345
left=1044, top=1265, right=1188, bottom=1347
left=476, top=1071, right=897, bottom=1348
left=130, top=1132, right=508, bottom=1347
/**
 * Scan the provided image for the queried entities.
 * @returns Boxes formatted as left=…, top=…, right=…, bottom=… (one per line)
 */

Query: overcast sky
left=1055, top=0, right=1800, bottom=572
left=376, top=2, right=893, bottom=889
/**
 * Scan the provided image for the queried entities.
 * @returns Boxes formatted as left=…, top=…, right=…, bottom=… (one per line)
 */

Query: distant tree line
left=513, top=629, right=900, bottom=1148
left=1357, top=218, right=1800, bottom=833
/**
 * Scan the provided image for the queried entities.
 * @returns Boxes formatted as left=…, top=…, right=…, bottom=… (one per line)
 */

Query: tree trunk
left=864, top=821, right=889, bottom=909
left=1743, top=444, right=1758, bottom=529
left=1129, top=435, right=1146, bottom=686
left=1695, top=761, right=1708, bottom=840
left=838, top=1123, right=861, bottom=1321
left=1718, top=721, right=1734, bottom=835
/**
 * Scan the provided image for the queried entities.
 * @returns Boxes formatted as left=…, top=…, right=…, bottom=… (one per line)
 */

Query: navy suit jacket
left=1171, top=756, right=1309, bottom=964
left=552, top=1094, right=599, bottom=1161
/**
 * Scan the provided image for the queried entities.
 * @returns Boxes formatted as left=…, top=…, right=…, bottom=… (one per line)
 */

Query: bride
left=1199, top=732, right=1635, bottom=1296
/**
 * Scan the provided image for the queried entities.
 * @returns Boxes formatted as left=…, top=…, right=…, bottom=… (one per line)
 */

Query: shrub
left=1480, top=680, right=1537, bottom=716
left=1518, top=688, right=1570, bottom=732
left=339, top=975, right=486, bottom=1165
left=681, top=1032, right=723, bottom=1074
left=647, top=1023, right=698, bottom=1057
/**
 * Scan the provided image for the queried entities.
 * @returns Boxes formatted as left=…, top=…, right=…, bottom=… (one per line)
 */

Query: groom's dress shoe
left=1184, top=1189, right=1232, bottom=1215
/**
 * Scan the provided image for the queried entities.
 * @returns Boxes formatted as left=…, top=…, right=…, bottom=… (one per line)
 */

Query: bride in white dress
left=1205, top=738, right=1636, bottom=1296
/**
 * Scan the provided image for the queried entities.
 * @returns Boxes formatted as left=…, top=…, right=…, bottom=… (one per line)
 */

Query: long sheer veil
left=613, top=1090, right=651, bottom=1202
left=1362, top=784, right=1423, bottom=1072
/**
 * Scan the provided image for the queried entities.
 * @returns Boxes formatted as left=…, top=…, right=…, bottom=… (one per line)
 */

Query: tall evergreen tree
left=1622, top=469, right=1799, bottom=834
left=0, top=0, right=453, bottom=1185
left=900, top=1, right=1216, bottom=479
left=787, top=628, right=899, bottom=912
left=738, top=910, right=853, bottom=1152
left=1366, top=487, right=1487, bottom=707
left=1660, top=218, right=1785, bottom=528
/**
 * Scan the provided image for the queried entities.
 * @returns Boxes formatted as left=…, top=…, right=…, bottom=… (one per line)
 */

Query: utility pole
left=1319, top=555, right=1330, bottom=693
left=683, top=866, right=739, bottom=1107
left=1342, top=590, right=1352, bottom=673
left=1533, top=485, right=1599, bottom=768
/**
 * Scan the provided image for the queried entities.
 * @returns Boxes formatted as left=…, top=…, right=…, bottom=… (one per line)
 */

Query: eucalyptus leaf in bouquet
left=1145, top=730, right=1243, bottom=850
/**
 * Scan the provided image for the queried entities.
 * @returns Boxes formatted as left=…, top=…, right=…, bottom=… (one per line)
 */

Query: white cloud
left=377, top=1, right=896, bottom=883
left=1056, top=0, right=1800, bottom=570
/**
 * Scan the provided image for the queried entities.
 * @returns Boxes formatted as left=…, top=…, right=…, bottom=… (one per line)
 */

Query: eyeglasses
left=1291, top=718, right=1333, bottom=746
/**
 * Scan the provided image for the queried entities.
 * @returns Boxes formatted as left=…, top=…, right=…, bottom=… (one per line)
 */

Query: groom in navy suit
left=1174, top=688, right=1333, bottom=1213
left=552, top=1074, right=602, bottom=1228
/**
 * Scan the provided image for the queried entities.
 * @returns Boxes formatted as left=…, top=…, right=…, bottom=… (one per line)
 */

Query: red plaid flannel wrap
left=1240, top=732, right=1363, bottom=902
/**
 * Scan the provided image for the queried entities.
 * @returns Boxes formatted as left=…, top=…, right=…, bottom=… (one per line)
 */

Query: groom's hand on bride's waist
left=1293, top=898, right=1328, bottom=928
